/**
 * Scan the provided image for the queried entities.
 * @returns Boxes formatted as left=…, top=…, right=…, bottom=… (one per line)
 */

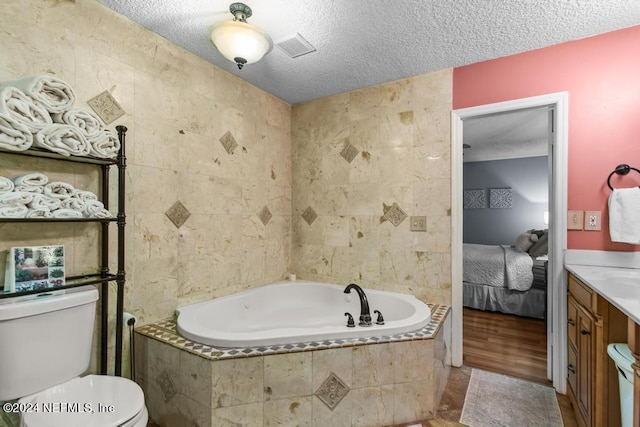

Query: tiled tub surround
left=291, top=69, right=453, bottom=306
left=135, top=305, right=450, bottom=426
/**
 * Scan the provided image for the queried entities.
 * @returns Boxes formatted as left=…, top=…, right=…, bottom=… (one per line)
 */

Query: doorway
left=451, top=92, right=569, bottom=393
left=461, top=106, right=551, bottom=384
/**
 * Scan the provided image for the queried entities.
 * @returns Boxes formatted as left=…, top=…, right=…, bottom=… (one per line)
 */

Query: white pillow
left=514, top=231, right=538, bottom=252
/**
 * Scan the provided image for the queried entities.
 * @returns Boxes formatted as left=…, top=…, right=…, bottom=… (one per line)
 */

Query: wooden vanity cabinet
left=567, top=273, right=627, bottom=427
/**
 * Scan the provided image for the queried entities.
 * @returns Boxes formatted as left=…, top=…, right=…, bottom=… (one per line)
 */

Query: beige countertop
left=565, top=264, right=640, bottom=325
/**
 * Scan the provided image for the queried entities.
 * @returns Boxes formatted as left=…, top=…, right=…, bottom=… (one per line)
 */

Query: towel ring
left=607, top=164, right=640, bottom=191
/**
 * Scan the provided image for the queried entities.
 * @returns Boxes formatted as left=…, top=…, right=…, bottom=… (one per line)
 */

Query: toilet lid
left=22, top=375, right=144, bottom=427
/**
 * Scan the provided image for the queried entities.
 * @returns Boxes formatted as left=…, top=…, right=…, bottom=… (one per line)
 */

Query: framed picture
left=464, top=189, right=485, bottom=209
left=4, top=245, right=65, bottom=293
left=489, top=188, right=513, bottom=209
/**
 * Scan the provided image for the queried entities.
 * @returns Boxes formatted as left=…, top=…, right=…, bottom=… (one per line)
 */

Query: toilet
left=0, top=286, right=148, bottom=426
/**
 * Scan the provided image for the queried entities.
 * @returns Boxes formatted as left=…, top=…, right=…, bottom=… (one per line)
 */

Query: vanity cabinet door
left=576, top=305, right=594, bottom=425
left=567, top=271, right=629, bottom=427
left=568, top=345, right=578, bottom=397
left=568, top=296, right=578, bottom=351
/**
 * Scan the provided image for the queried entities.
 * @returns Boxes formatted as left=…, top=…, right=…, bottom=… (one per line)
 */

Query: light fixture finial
left=230, top=2, right=252, bottom=22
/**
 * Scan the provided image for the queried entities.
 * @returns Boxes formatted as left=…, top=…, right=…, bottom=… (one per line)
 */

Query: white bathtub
left=176, top=281, right=432, bottom=347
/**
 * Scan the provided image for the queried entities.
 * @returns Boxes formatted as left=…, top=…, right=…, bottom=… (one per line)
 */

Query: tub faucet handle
left=344, top=312, right=355, bottom=328
left=374, top=310, right=385, bottom=325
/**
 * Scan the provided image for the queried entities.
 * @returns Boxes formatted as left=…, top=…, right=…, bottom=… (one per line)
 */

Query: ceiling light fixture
left=209, top=2, right=272, bottom=70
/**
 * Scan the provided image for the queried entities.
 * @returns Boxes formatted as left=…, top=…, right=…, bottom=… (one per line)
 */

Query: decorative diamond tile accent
left=156, top=370, right=177, bottom=402
left=87, top=90, right=125, bottom=124
left=340, top=141, right=359, bottom=163
left=383, top=202, right=407, bottom=227
left=258, top=206, right=272, bottom=225
left=315, top=372, right=350, bottom=410
left=165, top=201, right=191, bottom=228
left=220, top=131, right=239, bottom=155
left=301, top=206, right=318, bottom=225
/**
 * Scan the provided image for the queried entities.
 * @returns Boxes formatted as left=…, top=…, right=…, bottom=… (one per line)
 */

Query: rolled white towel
left=14, top=184, right=43, bottom=194
left=26, top=208, right=53, bottom=218
left=44, top=181, right=75, bottom=200
left=61, top=198, right=86, bottom=212
left=87, top=128, right=120, bottom=159
left=52, top=107, right=104, bottom=138
left=0, top=86, right=52, bottom=133
left=84, top=199, right=112, bottom=218
left=52, top=208, right=83, bottom=219
left=87, top=208, right=112, bottom=219
left=12, top=172, right=48, bottom=187
left=0, top=204, right=28, bottom=218
left=0, top=176, right=14, bottom=194
left=28, top=194, right=61, bottom=211
left=34, top=124, right=90, bottom=157
left=72, top=189, right=98, bottom=202
left=0, top=115, right=32, bottom=152
left=2, top=75, right=75, bottom=114
left=0, top=191, right=34, bottom=205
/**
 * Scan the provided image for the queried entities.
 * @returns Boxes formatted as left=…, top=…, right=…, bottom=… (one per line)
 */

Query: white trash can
left=607, top=343, right=634, bottom=427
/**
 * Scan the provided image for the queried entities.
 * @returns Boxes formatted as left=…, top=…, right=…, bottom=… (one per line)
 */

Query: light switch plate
left=567, top=210, right=584, bottom=230
left=584, top=210, right=601, bottom=231
left=410, top=216, right=427, bottom=232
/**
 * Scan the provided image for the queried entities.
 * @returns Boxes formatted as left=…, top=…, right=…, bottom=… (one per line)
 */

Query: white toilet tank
left=0, top=286, right=98, bottom=401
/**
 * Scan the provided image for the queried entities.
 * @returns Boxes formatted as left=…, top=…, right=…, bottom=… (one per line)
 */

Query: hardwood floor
left=393, top=308, right=579, bottom=426
left=463, top=307, right=549, bottom=384
left=460, top=308, right=579, bottom=426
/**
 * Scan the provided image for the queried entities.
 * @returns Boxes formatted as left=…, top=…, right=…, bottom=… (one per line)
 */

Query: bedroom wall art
left=463, top=189, right=485, bottom=209
left=489, top=188, right=513, bottom=209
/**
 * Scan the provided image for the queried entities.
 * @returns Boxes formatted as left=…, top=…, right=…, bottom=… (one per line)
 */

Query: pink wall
left=453, top=25, right=640, bottom=251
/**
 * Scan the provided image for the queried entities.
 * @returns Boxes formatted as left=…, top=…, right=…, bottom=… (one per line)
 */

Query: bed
left=462, top=230, right=548, bottom=319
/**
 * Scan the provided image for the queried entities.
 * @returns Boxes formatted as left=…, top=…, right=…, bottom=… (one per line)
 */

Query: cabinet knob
left=568, top=364, right=576, bottom=374
left=581, top=329, right=591, bottom=336
left=568, top=318, right=575, bottom=325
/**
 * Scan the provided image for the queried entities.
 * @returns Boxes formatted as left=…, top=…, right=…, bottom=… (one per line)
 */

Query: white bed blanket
left=463, top=243, right=534, bottom=291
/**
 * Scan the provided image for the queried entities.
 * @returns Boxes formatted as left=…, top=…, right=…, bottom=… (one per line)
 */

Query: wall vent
left=275, top=33, right=316, bottom=58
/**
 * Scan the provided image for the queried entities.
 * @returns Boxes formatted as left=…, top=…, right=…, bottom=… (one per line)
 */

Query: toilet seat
left=20, top=375, right=146, bottom=427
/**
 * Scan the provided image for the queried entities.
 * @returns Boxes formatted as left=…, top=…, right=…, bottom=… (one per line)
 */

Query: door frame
left=450, top=92, right=569, bottom=393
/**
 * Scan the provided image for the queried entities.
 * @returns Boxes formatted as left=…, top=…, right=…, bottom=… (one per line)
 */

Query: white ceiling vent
left=275, top=33, right=316, bottom=58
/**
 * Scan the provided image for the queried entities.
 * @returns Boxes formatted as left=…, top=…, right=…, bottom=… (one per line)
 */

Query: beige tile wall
left=291, top=71, right=453, bottom=304
left=0, top=0, right=291, bottom=372
left=0, top=0, right=453, bottom=381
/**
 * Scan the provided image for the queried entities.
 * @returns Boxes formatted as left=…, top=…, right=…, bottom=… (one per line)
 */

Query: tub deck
left=135, top=304, right=451, bottom=426
left=136, top=304, right=449, bottom=361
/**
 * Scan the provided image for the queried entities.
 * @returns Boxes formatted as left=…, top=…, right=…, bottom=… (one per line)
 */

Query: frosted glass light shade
left=210, top=21, right=272, bottom=68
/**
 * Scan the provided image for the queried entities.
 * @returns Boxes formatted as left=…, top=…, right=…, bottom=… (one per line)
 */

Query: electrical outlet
left=584, top=210, right=601, bottom=231
left=410, top=216, right=427, bottom=232
left=567, top=210, right=584, bottom=230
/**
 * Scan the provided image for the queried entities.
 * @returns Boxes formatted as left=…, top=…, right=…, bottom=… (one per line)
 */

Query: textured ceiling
left=463, top=108, right=549, bottom=162
left=97, top=0, right=640, bottom=105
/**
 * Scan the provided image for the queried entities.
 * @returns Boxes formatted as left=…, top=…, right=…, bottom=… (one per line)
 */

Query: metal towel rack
left=607, top=164, right=640, bottom=191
